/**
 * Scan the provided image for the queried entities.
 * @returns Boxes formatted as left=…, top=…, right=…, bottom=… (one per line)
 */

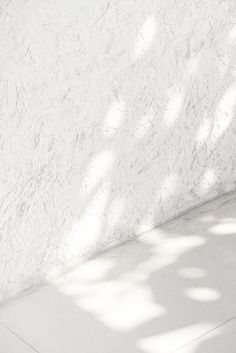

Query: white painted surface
left=0, top=192, right=236, bottom=353
left=0, top=324, right=36, bottom=353
left=1, top=0, right=236, bottom=302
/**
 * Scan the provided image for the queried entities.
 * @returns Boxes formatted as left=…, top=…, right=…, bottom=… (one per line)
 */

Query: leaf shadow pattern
left=0, top=2, right=236, bottom=343
left=1, top=192, right=236, bottom=353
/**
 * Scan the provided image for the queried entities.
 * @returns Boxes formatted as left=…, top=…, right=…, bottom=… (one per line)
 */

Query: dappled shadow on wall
left=53, top=0, right=236, bottom=269
left=2, top=0, right=236, bottom=330
left=30, top=2, right=236, bottom=352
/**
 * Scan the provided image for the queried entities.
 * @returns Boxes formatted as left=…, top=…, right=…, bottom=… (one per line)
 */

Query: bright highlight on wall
left=132, top=15, right=157, bottom=61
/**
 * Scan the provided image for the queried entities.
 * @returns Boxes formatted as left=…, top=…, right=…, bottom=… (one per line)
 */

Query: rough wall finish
left=0, top=0, right=236, bottom=302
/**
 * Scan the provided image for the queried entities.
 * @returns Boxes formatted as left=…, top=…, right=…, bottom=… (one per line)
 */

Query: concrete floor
left=1, top=192, right=236, bottom=353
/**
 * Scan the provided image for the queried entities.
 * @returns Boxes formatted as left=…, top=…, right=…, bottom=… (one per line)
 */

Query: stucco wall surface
left=1, top=0, right=236, bottom=302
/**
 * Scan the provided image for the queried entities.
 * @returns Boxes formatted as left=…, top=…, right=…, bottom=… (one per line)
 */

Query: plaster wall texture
left=0, top=0, right=236, bottom=303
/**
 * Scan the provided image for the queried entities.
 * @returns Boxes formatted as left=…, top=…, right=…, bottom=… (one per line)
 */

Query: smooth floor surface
left=0, top=192, right=236, bottom=353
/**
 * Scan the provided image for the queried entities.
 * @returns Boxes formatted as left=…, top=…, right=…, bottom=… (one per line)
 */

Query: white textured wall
left=1, top=0, right=236, bottom=303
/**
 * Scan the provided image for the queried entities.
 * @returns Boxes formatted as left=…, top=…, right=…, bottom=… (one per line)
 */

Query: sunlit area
left=163, top=87, right=184, bottom=127
left=103, top=99, right=125, bottom=137
left=209, top=82, right=236, bottom=143
left=0, top=0, right=236, bottom=353
left=198, top=169, right=217, bottom=195
left=1, top=192, right=236, bottom=352
left=132, top=15, right=157, bottom=61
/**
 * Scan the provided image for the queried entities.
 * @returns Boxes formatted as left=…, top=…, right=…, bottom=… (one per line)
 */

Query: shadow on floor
left=0, top=192, right=236, bottom=353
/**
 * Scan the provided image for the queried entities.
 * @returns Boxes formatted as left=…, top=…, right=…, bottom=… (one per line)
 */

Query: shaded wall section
left=0, top=0, right=236, bottom=302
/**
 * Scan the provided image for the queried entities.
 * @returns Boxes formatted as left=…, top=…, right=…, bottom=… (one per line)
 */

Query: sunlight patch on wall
left=185, top=51, right=202, bottom=78
left=195, top=118, right=211, bottom=144
left=160, top=174, right=178, bottom=198
left=136, top=174, right=178, bottom=233
left=132, top=15, right=157, bottom=61
left=163, top=87, right=184, bottom=127
left=65, top=181, right=111, bottom=259
left=210, top=83, right=236, bottom=143
left=103, top=99, right=125, bottom=137
left=83, top=150, right=114, bottom=194
left=229, top=24, right=236, bottom=43
left=198, top=169, right=217, bottom=195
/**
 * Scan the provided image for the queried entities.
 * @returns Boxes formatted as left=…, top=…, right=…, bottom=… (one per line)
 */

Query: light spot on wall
left=185, top=287, right=221, bottom=302
left=84, top=150, right=114, bottom=194
left=199, top=169, right=217, bottom=195
left=160, top=174, right=178, bottom=199
left=137, top=174, right=178, bottom=234
left=103, top=99, right=125, bottom=137
left=185, top=52, right=201, bottom=77
left=195, top=118, right=211, bottom=144
left=132, top=15, right=157, bottom=61
left=163, top=87, right=184, bottom=127
left=228, top=24, right=236, bottom=43
left=65, top=181, right=111, bottom=258
left=210, top=83, right=236, bottom=142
